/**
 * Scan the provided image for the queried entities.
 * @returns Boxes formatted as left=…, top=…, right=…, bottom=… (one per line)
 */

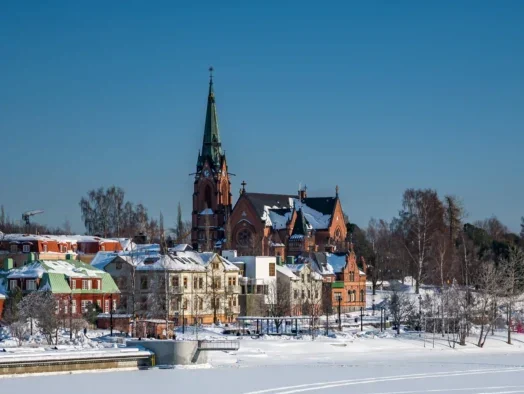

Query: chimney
left=298, top=187, right=307, bottom=201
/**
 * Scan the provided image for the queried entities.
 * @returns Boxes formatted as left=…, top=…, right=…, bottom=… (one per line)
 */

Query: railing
left=197, top=340, right=240, bottom=351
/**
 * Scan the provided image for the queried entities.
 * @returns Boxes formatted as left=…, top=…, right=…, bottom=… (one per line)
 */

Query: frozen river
left=3, top=334, right=524, bottom=393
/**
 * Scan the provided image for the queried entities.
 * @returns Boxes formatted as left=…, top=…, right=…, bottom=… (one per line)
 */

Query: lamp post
left=360, top=307, right=364, bottom=332
left=418, top=294, right=422, bottom=337
left=372, top=296, right=376, bottom=316
left=110, top=293, right=114, bottom=337
left=69, top=293, right=73, bottom=341
left=380, top=307, right=383, bottom=332
left=335, top=293, right=342, bottom=331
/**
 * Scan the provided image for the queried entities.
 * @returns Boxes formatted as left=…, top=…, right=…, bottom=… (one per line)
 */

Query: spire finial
left=336, top=185, right=339, bottom=197
left=241, top=180, right=247, bottom=193
left=209, top=66, right=214, bottom=83
left=208, top=66, right=215, bottom=99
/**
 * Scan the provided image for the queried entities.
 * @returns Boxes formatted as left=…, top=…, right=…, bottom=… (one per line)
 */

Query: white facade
left=222, top=251, right=277, bottom=305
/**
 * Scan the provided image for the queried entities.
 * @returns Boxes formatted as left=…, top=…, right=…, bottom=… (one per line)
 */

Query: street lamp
left=110, top=293, right=114, bottom=337
left=418, top=294, right=422, bottom=337
left=360, top=306, right=364, bottom=332
left=372, top=296, right=376, bottom=316
left=69, top=293, right=73, bottom=341
left=335, top=293, right=342, bottom=331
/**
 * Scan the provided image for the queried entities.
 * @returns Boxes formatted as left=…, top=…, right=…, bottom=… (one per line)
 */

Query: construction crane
left=22, top=210, right=44, bottom=232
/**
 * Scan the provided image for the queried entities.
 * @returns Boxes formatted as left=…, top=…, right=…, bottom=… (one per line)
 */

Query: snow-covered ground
left=3, top=327, right=524, bottom=393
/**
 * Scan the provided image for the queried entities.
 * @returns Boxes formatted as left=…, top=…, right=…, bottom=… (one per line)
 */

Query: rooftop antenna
left=22, top=210, right=44, bottom=233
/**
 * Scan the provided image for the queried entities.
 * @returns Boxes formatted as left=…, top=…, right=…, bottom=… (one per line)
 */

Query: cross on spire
left=241, top=180, right=247, bottom=194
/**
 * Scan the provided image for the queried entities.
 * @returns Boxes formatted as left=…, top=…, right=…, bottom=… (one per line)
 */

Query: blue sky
left=1, top=1, right=523, bottom=233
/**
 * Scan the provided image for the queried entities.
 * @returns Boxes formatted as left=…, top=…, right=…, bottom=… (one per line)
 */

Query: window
left=193, top=277, right=198, bottom=289
left=82, top=280, right=90, bottom=290
left=60, top=245, right=67, bottom=253
left=199, top=277, right=204, bottom=289
left=183, top=277, right=188, bottom=289
left=212, top=262, right=219, bottom=270
left=212, top=277, right=221, bottom=289
left=22, top=244, right=30, bottom=253
left=43, top=244, right=48, bottom=252
left=183, top=299, right=188, bottom=310
left=335, top=292, right=342, bottom=301
left=233, top=297, right=237, bottom=307
left=237, top=229, right=252, bottom=247
left=26, top=280, right=37, bottom=291
left=294, top=290, right=298, bottom=299
left=70, top=278, right=76, bottom=290
left=113, top=300, right=117, bottom=311
left=72, top=300, right=77, bottom=314
left=360, top=290, right=364, bottom=302
left=10, top=244, right=17, bottom=253
left=92, top=280, right=98, bottom=290
left=269, top=263, right=275, bottom=277
left=63, top=300, right=68, bottom=314
left=104, top=300, right=109, bottom=313
left=141, top=276, right=148, bottom=290
left=301, top=290, right=305, bottom=299
left=96, top=299, right=101, bottom=308
left=199, top=298, right=203, bottom=310
left=9, top=280, right=18, bottom=290
left=172, top=276, right=179, bottom=287
left=81, top=300, right=88, bottom=312
left=350, top=272, right=355, bottom=282
left=204, top=185, right=212, bottom=210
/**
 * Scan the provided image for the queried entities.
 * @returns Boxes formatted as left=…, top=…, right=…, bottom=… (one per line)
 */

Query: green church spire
left=198, top=66, right=223, bottom=171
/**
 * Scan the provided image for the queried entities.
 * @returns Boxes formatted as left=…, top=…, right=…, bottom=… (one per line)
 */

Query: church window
left=237, top=229, right=252, bottom=247
left=204, top=185, right=212, bottom=209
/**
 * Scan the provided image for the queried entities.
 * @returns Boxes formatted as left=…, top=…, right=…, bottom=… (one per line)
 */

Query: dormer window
left=10, top=244, right=18, bottom=253
left=60, top=245, right=67, bottom=253
left=70, top=278, right=76, bottom=290
left=22, top=244, right=30, bottom=253
left=42, top=244, right=48, bottom=253
left=26, top=279, right=37, bottom=291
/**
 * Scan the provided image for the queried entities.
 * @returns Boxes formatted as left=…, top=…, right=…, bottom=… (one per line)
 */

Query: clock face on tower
left=203, top=169, right=210, bottom=178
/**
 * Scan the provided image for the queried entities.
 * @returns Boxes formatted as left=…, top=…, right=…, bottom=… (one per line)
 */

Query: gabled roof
left=3, top=260, right=119, bottom=294
left=302, top=197, right=338, bottom=216
left=292, top=209, right=309, bottom=236
left=276, top=265, right=299, bottom=280
left=243, top=193, right=295, bottom=220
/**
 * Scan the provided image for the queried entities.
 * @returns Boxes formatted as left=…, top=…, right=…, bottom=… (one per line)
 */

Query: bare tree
left=500, top=246, right=524, bottom=345
left=9, top=322, right=30, bottom=347
left=398, top=189, right=445, bottom=294
left=19, top=291, right=46, bottom=336
left=474, top=216, right=509, bottom=242
left=475, top=261, right=502, bottom=347
left=267, top=279, right=292, bottom=334
left=37, top=292, right=60, bottom=345
left=387, top=285, right=416, bottom=335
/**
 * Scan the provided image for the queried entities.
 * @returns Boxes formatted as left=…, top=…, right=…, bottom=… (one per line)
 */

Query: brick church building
left=191, top=70, right=350, bottom=258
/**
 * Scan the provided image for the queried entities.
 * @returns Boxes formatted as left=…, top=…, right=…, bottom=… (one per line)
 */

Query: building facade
left=99, top=250, right=240, bottom=325
left=0, top=258, right=120, bottom=317
left=191, top=70, right=232, bottom=252
left=190, top=72, right=350, bottom=257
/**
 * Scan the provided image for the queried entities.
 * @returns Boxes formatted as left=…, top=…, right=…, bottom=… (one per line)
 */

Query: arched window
left=204, top=185, right=212, bottom=209
left=360, top=290, right=364, bottom=302
left=353, top=290, right=357, bottom=302
left=237, top=229, right=252, bottom=247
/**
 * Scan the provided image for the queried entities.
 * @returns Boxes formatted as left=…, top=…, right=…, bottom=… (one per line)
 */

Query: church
left=191, top=70, right=350, bottom=258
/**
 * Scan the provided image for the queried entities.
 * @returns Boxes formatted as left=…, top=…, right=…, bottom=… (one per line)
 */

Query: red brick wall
left=0, top=298, right=4, bottom=318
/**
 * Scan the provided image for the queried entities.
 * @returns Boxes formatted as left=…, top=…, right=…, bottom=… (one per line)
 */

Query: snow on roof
left=286, top=263, right=306, bottom=273
left=0, top=234, right=120, bottom=244
left=90, top=251, right=119, bottom=270
left=292, top=198, right=332, bottom=229
left=326, top=253, right=348, bottom=274
left=200, top=252, right=215, bottom=264
left=134, top=253, right=206, bottom=272
left=110, top=238, right=137, bottom=251
left=170, top=244, right=193, bottom=252
left=268, top=210, right=291, bottom=230
left=276, top=265, right=299, bottom=280
left=218, top=256, right=240, bottom=272
left=7, top=260, right=105, bottom=279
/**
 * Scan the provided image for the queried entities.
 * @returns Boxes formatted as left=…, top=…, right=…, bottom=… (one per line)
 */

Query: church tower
left=191, top=68, right=232, bottom=251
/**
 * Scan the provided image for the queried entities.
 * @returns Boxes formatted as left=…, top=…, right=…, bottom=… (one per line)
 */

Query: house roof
left=2, top=260, right=119, bottom=294
left=90, top=251, right=119, bottom=270
left=276, top=265, right=299, bottom=280
left=242, top=193, right=337, bottom=231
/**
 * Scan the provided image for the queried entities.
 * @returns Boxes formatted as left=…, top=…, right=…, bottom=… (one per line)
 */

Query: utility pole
left=360, top=307, right=364, bottom=332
